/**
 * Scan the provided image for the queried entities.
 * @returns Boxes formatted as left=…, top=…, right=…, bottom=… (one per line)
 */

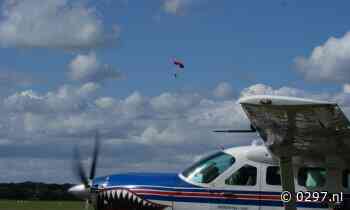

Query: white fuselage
left=144, top=145, right=349, bottom=210
left=91, top=145, right=348, bottom=210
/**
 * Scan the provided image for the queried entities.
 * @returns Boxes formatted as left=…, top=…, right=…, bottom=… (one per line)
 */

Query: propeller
left=69, top=131, right=101, bottom=210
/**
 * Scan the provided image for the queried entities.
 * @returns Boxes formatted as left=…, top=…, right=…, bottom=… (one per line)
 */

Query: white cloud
left=240, top=83, right=274, bottom=96
left=76, top=82, right=100, bottom=97
left=0, top=0, right=118, bottom=49
left=213, top=82, right=234, bottom=99
left=95, top=97, right=116, bottom=109
left=161, top=0, right=205, bottom=16
left=295, top=31, right=350, bottom=83
left=187, top=100, right=247, bottom=128
left=69, top=52, right=121, bottom=82
left=3, top=83, right=350, bottom=182
left=3, top=90, right=45, bottom=113
left=4, top=83, right=99, bottom=114
left=240, top=83, right=306, bottom=98
left=150, top=92, right=201, bottom=114
left=162, top=0, right=187, bottom=15
left=344, top=84, right=350, bottom=93
left=0, top=82, right=254, bottom=182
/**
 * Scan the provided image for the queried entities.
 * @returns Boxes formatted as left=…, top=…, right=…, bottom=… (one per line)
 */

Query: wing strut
left=280, top=156, right=297, bottom=210
left=274, top=111, right=297, bottom=210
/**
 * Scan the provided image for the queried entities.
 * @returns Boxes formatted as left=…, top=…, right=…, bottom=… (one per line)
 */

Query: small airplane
left=69, top=95, right=350, bottom=210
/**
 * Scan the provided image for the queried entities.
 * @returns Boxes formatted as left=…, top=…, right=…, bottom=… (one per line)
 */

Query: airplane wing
left=239, top=95, right=350, bottom=160
left=239, top=95, right=350, bottom=210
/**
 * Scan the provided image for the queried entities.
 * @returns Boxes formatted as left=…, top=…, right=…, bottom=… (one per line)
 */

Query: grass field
left=0, top=200, right=92, bottom=210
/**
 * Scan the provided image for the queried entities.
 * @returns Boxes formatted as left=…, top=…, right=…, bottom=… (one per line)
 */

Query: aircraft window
left=225, top=164, right=257, bottom=186
left=342, top=169, right=350, bottom=188
left=266, top=166, right=281, bottom=185
left=182, top=152, right=235, bottom=184
left=298, top=167, right=326, bottom=188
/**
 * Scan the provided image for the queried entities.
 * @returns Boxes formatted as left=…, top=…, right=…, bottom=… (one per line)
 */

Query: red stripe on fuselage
left=132, top=189, right=281, bottom=201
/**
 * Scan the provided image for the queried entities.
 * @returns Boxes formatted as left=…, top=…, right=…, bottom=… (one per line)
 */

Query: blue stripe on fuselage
left=93, top=173, right=195, bottom=188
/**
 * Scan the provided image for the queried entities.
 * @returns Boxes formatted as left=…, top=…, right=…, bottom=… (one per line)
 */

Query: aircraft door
left=210, top=162, right=260, bottom=210
left=260, top=165, right=284, bottom=210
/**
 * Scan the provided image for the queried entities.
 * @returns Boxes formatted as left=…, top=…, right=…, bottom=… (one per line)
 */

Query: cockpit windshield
left=182, top=152, right=235, bottom=184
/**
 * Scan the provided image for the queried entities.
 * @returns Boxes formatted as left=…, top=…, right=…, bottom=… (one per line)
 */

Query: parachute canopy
left=173, top=59, right=184, bottom=68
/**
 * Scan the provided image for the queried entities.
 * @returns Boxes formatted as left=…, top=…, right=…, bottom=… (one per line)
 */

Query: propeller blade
left=70, top=131, right=102, bottom=201
left=89, top=131, right=100, bottom=180
left=73, top=147, right=89, bottom=187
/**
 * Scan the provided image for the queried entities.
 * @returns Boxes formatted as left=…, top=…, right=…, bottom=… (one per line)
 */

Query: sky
left=1, top=0, right=350, bottom=183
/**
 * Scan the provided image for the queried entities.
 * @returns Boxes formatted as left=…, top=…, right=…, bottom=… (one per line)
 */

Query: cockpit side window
left=182, top=152, right=235, bottom=184
left=225, top=164, right=257, bottom=186
left=266, top=166, right=281, bottom=185
left=298, top=167, right=326, bottom=188
left=342, top=169, right=350, bottom=189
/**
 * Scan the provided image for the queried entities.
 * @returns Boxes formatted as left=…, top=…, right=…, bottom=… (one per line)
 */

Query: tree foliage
left=0, top=182, right=79, bottom=201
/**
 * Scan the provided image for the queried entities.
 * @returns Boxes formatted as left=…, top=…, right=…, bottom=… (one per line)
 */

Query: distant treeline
left=0, top=182, right=79, bottom=201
